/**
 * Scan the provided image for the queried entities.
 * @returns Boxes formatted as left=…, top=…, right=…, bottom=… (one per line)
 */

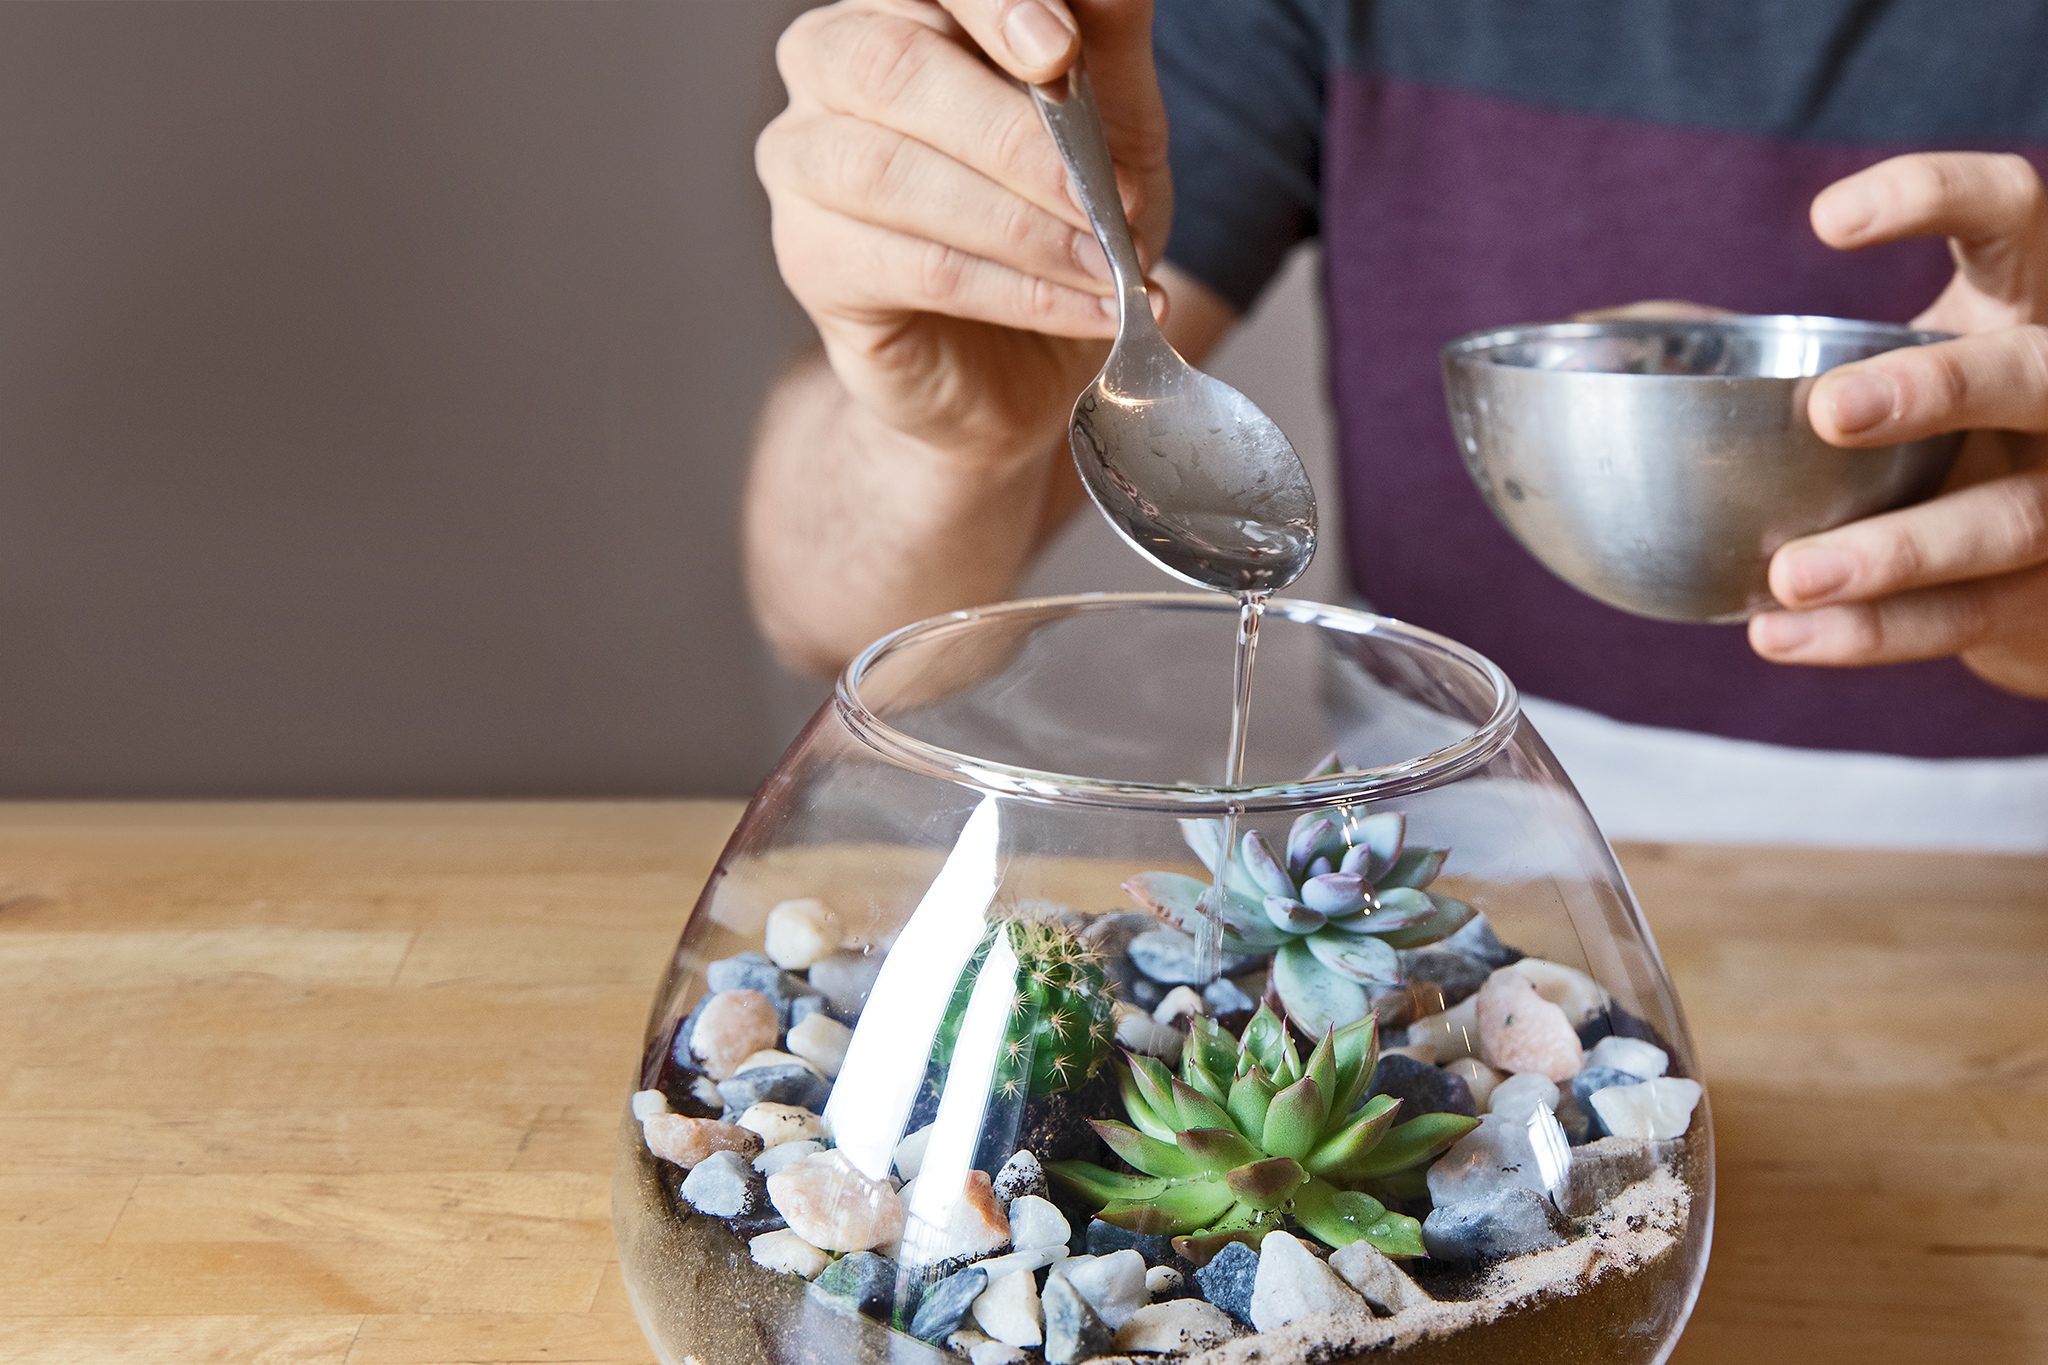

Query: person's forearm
left=744, top=352, right=1074, bottom=676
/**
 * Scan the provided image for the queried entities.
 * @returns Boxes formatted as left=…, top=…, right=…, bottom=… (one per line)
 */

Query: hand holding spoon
left=1029, top=58, right=1318, bottom=595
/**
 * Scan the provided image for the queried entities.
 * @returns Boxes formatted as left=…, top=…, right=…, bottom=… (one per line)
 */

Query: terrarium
left=614, top=593, right=1713, bottom=1365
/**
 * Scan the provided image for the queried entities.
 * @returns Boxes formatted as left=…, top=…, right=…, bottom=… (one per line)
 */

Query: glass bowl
left=614, top=592, right=1713, bottom=1365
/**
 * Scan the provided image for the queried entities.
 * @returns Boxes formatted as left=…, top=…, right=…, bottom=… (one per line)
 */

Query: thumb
left=933, top=0, right=1081, bottom=83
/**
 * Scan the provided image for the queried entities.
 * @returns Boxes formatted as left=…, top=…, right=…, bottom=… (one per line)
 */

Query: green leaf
left=1377, top=893, right=1478, bottom=951
left=1362, top=1212, right=1426, bottom=1258
left=1048, top=1160, right=1169, bottom=1205
left=1126, top=1055, right=1180, bottom=1135
left=1304, top=1030, right=1338, bottom=1106
left=1275, top=1028, right=1304, bottom=1086
left=1181, top=1126, right=1264, bottom=1173
left=1305, top=932, right=1401, bottom=984
left=1118, top=1064, right=1177, bottom=1142
left=1181, top=1057, right=1230, bottom=1109
left=1345, top=812, right=1407, bottom=881
left=1224, top=1156, right=1307, bottom=1210
left=1225, top=1068, right=1275, bottom=1138
left=1172, top=1204, right=1281, bottom=1264
left=1090, top=1120, right=1204, bottom=1179
left=1304, top=1093, right=1401, bottom=1177
left=1337, top=886, right=1438, bottom=936
left=1272, top=940, right=1369, bottom=1038
left=1341, top=1112, right=1480, bottom=1181
left=1331, top=1014, right=1380, bottom=1113
left=1261, top=1075, right=1326, bottom=1159
left=1290, top=1177, right=1393, bottom=1250
left=1286, top=814, right=1344, bottom=879
left=1171, top=1078, right=1234, bottom=1132
left=1240, top=1004, right=1289, bottom=1077
left=1122, top=871, right=1212, bottom=933
left=1186, top=1015, right=1240, bottom=1082
left=1239, top=831, right=1296, bottom=900
left=1100, top=1177, right=1235, bottom=1235
left=1380, top=846, right=1447, bottom=891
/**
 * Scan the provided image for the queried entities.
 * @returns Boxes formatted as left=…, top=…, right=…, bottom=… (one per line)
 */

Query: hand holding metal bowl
left=1440, top=314, right=1964, bottom=624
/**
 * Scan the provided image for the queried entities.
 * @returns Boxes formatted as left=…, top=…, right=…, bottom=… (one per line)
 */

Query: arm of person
left=1749, top=152, right=2048, bottom=699
left=744, top=266, right=1239, bottom=674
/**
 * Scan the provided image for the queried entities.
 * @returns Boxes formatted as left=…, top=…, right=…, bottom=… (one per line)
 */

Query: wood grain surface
left=2, top=802, right=2043, bottom=1364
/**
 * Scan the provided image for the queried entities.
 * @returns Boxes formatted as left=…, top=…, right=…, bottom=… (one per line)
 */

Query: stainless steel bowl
left=1440, top=315, right=1965, bottom=623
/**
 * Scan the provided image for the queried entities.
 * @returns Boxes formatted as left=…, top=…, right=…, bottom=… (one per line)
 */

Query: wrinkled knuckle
left=2016, top=325, right=2048, bottom=394
left=843, top=129, right=909, bottom=203
left=991, top=103, right=1057, bottom=197
left=915, top=240, right=970, bottom=304
left=1872, top=529, right=1927, bottom=590
left=2001, top=477, right=2048, bottom=559
left=1991, top=152, right=2045, bottom=213
left=1021, top=273, right=1066, bottom=326
left=846, top=16, right=931, bottom=106
left=1902, top=348, right=1971, bottom=422
left=995, top=197, right=1045, bottom=257
left=1950, top=585, right=1997, bottom=650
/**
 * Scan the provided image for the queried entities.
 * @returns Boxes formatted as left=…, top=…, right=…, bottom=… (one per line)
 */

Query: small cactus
left=932, top=913, right=1115, bottom=1099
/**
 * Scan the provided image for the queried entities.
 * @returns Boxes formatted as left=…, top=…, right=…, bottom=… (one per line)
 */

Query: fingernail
left=1001, top=0, right=1074, bottom=73
left=1825, top=372, right=1895, bottom=433
left=1752, top=611, right=1817, bottom=654
left=1098, top=293, right=1121, bottom=320
left=1146, top=280, right=1168, bottom=323
left=1072, top=233, right=1112, bottom=283
left=1782, top=545, right=1852, bottom=602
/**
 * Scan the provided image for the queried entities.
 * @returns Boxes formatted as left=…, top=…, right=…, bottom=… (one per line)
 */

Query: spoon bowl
left=1032, top=61, right=1317, bottom=595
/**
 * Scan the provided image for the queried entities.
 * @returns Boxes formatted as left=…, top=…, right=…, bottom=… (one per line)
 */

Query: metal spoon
left=1030, top=58, right=1317, bottom=595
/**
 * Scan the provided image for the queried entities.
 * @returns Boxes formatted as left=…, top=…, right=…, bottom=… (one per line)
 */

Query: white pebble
left=1250, top=1231, right=1367, bottom=1331
left=972, top=1268, right=1045, bottom=1347
left=1508, top=957, right=1609, bottom=1024
left=1152, top=985, right=1205, bottom=1025
left=1329, top=1238, right=1432, bottom=1315
left=749, top=1228, right=830, bottom=1278
left=968, top=1246, right=1064, bottom=1282
left=894, top=1123, right=934, bottom=1181
left=1589, top=1077, right=1703, bottom=1140
left=1587, top=1035, right=1669, bottom=1080
left=1445, top=1057, right=1503, bottom=1109
left=787, top=1012, right=854, bottom=1077
left=689, top=1076, right=724, bottom=1111
left=1114, top=1299, right=1240, bottom=1352
left=753, top=1139, right=823, bottom=1176
left=1007, top=1194, right=1071, bottom=1252
left=1064, top=1248, right=1148, bottom=1329
left=1404, top=995, right=1479, bottom=1061
left=630, top=1088, right=671, bottom=1120
left=968, top=1343, right=1029, bottom=1365
left=1113, top=1003, right=1184, bottom=1062
left=1381, top=1043, right=1440, bottom=1065
left=1488, top=1072, right=1562, bottom=1122
left=738, top=1102, right=826, bottom=1147
left=764, top=897, right=844, bottom=970
left=1427, top=1112, right=1566, bottom=1206
left=735, top=1049, right=824, bottom=1077
left=1144, top=1265, right=1184, bottom=1298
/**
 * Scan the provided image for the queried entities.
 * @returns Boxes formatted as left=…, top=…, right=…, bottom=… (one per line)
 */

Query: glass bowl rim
left=834, top=591, right=1521, bottom=813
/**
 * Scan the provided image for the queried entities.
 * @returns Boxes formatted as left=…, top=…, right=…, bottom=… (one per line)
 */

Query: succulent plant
left=1051, top=1006, right=1476, bottom=1258
left=931, top=913, right=1116, bottom=1099
left=1127, top=807, right=1475, bottom=1034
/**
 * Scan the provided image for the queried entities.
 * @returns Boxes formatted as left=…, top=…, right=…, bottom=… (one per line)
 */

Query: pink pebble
left=1474, top=969, right=1584, bottom=1082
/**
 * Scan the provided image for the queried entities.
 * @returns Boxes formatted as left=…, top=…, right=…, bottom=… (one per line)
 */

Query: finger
left=1068, top=0, right=1169, bottom=199
left=1811, top=152, right=2047, bottom=304
left=760, top=114, right=1114, bottom=294
left=1750, top=563, right=2048, bottom=667
left=1568, top=300, right=1735, bottom=323
left=772, top=200, right=1121, bottom=339
left=931, top=0, right=1079, bottom=82
left=782, top=9, right=1111, bottom=237
left=1768, top=469, right=2048, bottom=607
left=1809, top=325, right=2048, bottom=444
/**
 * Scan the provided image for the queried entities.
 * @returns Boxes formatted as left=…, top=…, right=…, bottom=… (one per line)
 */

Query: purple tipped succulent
left=1125, top=803, right=1473, bottom=1035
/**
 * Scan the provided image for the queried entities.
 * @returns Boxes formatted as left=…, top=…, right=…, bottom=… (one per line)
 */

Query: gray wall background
left=0, top=1, right=1336, bottom=797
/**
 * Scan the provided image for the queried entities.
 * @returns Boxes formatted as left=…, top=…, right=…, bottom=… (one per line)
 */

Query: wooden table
left=2, top=802, right=2043, bottom=1363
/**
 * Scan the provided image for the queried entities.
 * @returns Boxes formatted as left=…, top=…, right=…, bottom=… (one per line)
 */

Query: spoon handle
left=1028, top=57, right=1155, bottom=336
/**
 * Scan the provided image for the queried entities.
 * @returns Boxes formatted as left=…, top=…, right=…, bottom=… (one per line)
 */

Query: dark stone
left=1568, top=1065, right=1642, bottom=1138
left=1043, top=1270, right=1116, bottom=1364
left=992, top=1149, right=1048, bottom=1203
left=1076, top=910, right=1156, bottom=957
left=1192, top=1240, right=1259, bottom=1325
left=1369, top=1053, right=1477, bottom=1118
left=909, top=1267, right=988, bottom=1342
left=679, top=1150, right=764, bottom=1218
left=1130, top=929, right=1258, bottom=985
left=716, top=1064, right=830, bottom=1113
left=1397, top=947, right=1490, bottom=1010
left=811, top=1251, right=899, bottom=1319
left=1102, top=953, right=1167, bottom=1011
left=1575, top=1004, right=1673, bottom=1060
left=1422, top=1187, right=1570, bottom=1263
left=706, top=952, right=813, bottom=1023
left=1442, top=914, right=1521, bottom=970
left=668, top=998, right=709, bottom=1074
left=728, top=1208, right=789, bottom=1238
left=1085, top=1218, right=1173, bottom=1263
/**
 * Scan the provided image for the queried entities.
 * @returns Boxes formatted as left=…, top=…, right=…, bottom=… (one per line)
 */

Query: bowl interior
left=1450, top=315, right=1946, bottom=382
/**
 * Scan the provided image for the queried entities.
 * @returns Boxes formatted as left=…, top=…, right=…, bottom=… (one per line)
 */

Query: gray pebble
left=808, top=950, right=884, bottom=1019
left=1369, top=1053, right=1476, bottom=1118
left=706, top=952, right=812, bottom=1022
left=1568, top=1066, right=1641, bottom=1138
left=1192, top=1241, right=1258, bottom=1326
left=909, top=1267, right=988, bottom=1343
left=1043, top=1271, right=1116, bottom=1364
left=1130, top=929, right=1257, bottom=985
left=992, top=1150, right=1047, bottom=1204
left=1442, top=913, right=1520, bottom=970
left=811, top=1250, right=898, bottom=1318
left=716, top=1063, right=830, bottom=1113
left=1201, top=976, right=1257, bottom=1018
left=1422, top=1187, right=1570, bottom=1263
left=1397, top=947, right=1490, bottom=1009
